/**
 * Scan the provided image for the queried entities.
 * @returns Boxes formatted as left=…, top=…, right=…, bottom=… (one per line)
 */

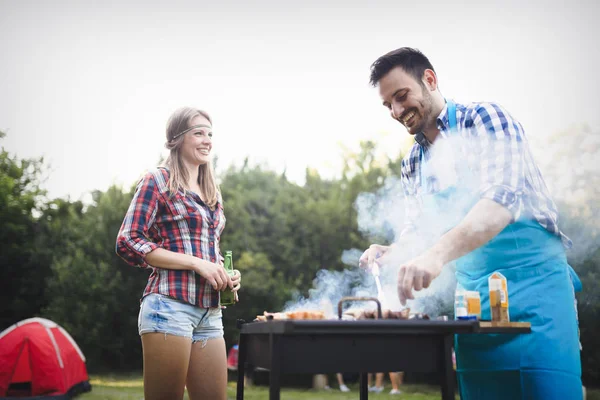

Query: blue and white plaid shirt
left=400, top=100, right=572, bottom=248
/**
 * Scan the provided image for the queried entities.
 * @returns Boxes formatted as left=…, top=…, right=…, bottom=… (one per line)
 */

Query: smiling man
left=359, top=47, right=583, bottom=400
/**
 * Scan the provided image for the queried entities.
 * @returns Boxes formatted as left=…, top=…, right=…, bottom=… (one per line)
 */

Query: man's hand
left=359, top=244, right=391, bottom=269
left=393, top=198, right=511, bottom=305
left=397, top=251, right=444, bottom=305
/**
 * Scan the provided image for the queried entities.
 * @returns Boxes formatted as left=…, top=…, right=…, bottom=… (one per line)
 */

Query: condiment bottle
left=489, top=272, right=509, bottom=322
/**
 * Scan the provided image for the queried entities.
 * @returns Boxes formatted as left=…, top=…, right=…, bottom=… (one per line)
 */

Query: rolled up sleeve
left=115, top=172, right=160, bottom=268
left=472, top=103, right=526, bottom=221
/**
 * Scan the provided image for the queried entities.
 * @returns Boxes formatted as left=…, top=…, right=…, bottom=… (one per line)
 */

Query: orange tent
left=0, top=318, right=91, bottom=399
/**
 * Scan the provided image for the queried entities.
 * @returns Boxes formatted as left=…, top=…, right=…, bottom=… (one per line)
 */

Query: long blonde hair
left=164, top=107, right=220, bottom=208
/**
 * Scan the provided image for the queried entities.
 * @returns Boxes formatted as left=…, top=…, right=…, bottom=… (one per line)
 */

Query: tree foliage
left=2, top=132, right=599, bottom=387
left=0, top=131, right=50, bottom=328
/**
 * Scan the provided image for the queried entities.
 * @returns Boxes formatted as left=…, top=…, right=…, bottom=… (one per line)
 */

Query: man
left=359, top=47, right=582, bottom=399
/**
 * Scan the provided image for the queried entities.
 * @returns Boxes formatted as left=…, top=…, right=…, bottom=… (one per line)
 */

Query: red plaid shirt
left=116, top=167, right=226, bottom=308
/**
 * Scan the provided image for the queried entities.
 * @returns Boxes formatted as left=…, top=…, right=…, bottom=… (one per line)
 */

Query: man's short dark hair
left=369, top=47, right=435, bottom=87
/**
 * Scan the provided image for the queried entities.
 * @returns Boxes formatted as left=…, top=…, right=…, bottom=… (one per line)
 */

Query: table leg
left=236, top=335, right=247, bottom=400
left=440, top=335, right=456, bottom=400
left=359, top=372, right=369, bottom=400
left=269, top=334, right=282, bottom=400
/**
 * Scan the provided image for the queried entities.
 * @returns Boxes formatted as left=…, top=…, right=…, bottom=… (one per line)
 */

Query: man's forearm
left=427, top=199, right=512, bottom=265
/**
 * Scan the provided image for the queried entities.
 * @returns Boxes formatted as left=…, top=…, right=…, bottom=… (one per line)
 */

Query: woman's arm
left=116, top=172, right=161, bottom=268
left=144, top=248, right=232, bottom=291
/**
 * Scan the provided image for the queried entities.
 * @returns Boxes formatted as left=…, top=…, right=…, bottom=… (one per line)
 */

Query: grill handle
left=338, top=296, right=382, bottom=320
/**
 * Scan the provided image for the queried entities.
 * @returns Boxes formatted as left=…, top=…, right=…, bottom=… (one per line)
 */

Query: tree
left=0, top=131, right=50, bottom=329
left=43, top=185, right=147, bottom=371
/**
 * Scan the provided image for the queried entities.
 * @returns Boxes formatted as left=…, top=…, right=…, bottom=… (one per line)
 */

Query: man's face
left=379, top=67, right=434, bottom=135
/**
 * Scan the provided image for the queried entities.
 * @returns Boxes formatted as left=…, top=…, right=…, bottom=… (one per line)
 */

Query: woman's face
left=180, top=114, right=213, bottom=166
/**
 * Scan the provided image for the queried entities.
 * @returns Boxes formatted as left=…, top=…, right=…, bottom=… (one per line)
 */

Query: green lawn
left=81, top=375, right=600, bottom=400
left=81, top=375, right=456, bottom=399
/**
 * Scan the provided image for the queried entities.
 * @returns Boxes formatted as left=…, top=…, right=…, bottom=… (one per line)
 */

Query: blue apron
left=419, top=101, right=583, bottom=400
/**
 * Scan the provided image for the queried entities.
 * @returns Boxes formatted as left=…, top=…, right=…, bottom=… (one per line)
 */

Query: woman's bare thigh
left=186, top=338, right=228, bottom=400
left=141, top=333, right=192, bottom=400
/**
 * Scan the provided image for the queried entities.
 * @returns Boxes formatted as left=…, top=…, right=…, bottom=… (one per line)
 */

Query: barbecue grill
left=236, top=297, right=531, bottom=400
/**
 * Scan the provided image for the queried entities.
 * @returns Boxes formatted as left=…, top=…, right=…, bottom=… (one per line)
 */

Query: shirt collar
left=415, top=100, right=452, bottom=148
left=415, top=132, right=429, bottom=148
left=436, top=100, right=451, bottom=131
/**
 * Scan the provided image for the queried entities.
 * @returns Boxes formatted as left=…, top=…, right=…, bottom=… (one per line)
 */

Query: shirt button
left=210, top=241, right=214, bottom=246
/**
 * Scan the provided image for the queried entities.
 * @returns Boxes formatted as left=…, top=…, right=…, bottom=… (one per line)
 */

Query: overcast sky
left=1, top=0, right=599, bottom=201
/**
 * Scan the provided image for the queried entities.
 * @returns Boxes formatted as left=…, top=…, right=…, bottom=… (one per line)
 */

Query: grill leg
left=236, top=335, right=247, bottom=400
left=269, top=334, right=282, bottom=400
left=440, top=335, right=456, bottom=400
left=359, top=372, right=369, bottom=400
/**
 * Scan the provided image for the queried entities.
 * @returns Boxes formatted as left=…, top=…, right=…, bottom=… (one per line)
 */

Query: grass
left=82, top=374, right=600, bottom=400
left=82, top=375, right=455, bottom=400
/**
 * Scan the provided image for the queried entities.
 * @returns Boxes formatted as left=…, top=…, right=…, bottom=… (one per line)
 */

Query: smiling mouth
left=199, top=149, right=210, bottom=155
left=399, top=110, right=416, bottom=127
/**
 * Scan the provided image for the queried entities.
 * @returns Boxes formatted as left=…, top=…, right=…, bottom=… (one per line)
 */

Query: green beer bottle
left=220, top=251, right=235, bottom=306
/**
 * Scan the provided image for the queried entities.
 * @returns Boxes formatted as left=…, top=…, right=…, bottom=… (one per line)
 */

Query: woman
left=116, top=107, right=241, bottom=400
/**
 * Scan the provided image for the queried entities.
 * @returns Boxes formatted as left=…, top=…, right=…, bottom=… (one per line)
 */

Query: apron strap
left=447, top=100, right=457, bottom=132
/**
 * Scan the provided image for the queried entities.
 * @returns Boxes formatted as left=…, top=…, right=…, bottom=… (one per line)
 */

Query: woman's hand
left=231, top=269, right=241, bottom=302
left=194, top=259, right=232, bottom=291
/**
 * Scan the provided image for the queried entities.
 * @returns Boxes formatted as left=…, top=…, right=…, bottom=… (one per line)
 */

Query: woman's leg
left=186, top=338, right=228, bottom=400
left=141, top=333, right=192, bottom=400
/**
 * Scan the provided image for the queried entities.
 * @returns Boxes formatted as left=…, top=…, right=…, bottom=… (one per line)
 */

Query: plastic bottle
left=465, top=291, right=481, bottom=320
left=455, top=283, right=481, bottom=320
left=220, top=251, right=236, bottom=306
left=454, top=282, right=467, bottom=319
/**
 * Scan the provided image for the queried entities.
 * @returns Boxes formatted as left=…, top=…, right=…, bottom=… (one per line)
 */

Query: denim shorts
left=138, top=293, right=224, bottom=344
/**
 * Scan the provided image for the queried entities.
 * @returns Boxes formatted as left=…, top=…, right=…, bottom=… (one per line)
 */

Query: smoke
left=353, top=135, right=480, bottom=316
left=284, top=247, right=456, bottom=318
left=284, top=135, right=477, bottom=318
left=340, top=248, right=363, bottom=267
left=284, top=124, right=600, bottom=319
left=354, top=177, right=405, bottom=241
left=283, top=266, right=375, bottom=319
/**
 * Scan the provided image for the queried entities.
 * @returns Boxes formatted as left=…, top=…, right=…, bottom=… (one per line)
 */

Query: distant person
left=360, top=47, right=582, bottom=399
left=116, top=107, right=241, bottom=400
left=368, top=372, right=403, bottom=395
left=389, top=372, right=403, bottom=395
left=321, top=373, right=350, bottom=392
left=336, top=373, right=350, bottom=392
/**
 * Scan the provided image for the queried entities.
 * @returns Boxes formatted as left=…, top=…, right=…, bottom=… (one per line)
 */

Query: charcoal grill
left=236, top=297, right=530, bottom=400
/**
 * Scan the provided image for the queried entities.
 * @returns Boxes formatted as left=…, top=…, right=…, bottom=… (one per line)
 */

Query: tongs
left=371, top=260, right=388, bottom=309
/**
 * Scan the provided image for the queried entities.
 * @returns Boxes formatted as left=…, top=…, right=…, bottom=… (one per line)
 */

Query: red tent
left=0, top=318, right=91, bottom=399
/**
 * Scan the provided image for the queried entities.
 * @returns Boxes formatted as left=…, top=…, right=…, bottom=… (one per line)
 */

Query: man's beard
left=414, top=87, right=434, bottom=133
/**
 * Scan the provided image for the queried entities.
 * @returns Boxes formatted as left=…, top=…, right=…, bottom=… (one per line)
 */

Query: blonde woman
left=116, top=107, right=241, bottom=400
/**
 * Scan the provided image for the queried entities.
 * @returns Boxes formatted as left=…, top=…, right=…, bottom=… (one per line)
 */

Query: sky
left=1, top=0, right=599, bottom=201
